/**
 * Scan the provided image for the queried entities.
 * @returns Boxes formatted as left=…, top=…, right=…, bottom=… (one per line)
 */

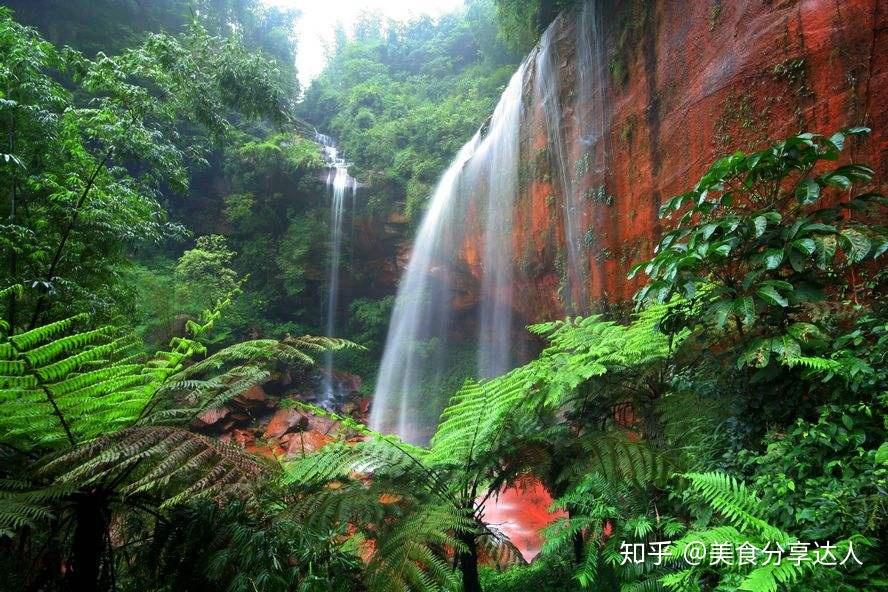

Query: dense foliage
left=280, top=129, right=886, bottom=592
left=298, top=0, right=520, bottom=222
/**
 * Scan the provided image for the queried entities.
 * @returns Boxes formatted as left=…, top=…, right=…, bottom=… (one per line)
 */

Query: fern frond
left=41, top=426, right=271, bottom=507
left=683, top=472, right=788, bottom=541
left=0, top=482, right=74, bottom=536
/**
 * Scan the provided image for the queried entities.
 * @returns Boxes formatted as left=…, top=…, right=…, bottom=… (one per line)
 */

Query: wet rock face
left=464, top=0, right=886, bottom=323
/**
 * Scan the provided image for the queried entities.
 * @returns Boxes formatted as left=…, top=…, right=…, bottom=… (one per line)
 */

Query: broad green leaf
left=739, top=338, right=770, bottom=368
left=763, top=248, right=783, bottom=270
left=874, top=238, right=888, bottom=259
left=844, top=126, right=870, bottom=135
left=759, top=279, right=793, bottom=292
left=711, top=299, right=733, bottom=329
left=828, top=131, right=845, bottom=151
left=814, top=235, right=837, bottom=269
left=794, top=179, right=819, bottom=204
left=762, top=211, right=782, bottom=224
left=876, top=442, right=888, bottom=465
left=787, top=322, right=826, bottom=343
left=756, top=285, right=788, bottom=307
left=771, top=335, right=801, bottom=362
left=788, top=246, right=808, bottom=272
left=823, top=173, right=850, bottom=189
left=840, top=228, right=871, bottom=263
left=752, top=215, right=767, bottom=238
left=734, top=296, right=755, bottom=326
left=791, top=238, right=816, bottom=255
left=799, top=222, right=835, bottom=234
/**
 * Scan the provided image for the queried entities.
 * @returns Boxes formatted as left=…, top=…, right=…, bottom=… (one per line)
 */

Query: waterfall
left=371, top=1, right=607, bottom=442
left=370, top=63, right=526, bottom=443
left=535, top=0, right=608, bottom=313
left=317, top=132, right=357, bottom=405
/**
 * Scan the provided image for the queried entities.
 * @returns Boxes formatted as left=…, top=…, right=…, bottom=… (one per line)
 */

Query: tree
left=0, top=9, right=292, bottom=330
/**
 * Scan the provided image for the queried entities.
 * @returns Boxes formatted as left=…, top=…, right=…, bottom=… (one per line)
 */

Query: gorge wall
left=459, top=0, right=886, bottom=323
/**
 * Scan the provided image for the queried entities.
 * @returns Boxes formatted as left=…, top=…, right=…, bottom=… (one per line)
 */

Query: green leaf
left=828, top=131, right=845, bottom=151
left=739, top=338, right=771, bottom=368
left=787, top=322, right=826, bottom=343
left=711, top=299, right=733, bottom=329
left=814, top=235, right=837, bottom=269
left=763, top=248, right=783, bottom=270
left=791, top=238, right=816, bottom=255
left=752, top=215, right=767, bottom=238
left=756, top=285, right=788, bottom=307
left=762, top=211, right=782, bottom=224
left=824, top=173, right=850, bottom=190
left=771, top=335, right=801, bottom=362
left=734, top=296, right=755, bottom=326
left=799, top=222, right=835, bottom=234
left=876, top=443, right=888, bottom=465
left=840, top=228, right=871, bottom=263
left=794, top=179, right=820, bottom=204
left=844, top=126, right=870, bottom=135
left=787, top=246, right=807, bottom=272
left=701, top=223, right=718, bottom=240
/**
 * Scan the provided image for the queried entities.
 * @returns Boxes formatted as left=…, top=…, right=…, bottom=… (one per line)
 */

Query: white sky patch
left=260, top=0, right=466, bottom=90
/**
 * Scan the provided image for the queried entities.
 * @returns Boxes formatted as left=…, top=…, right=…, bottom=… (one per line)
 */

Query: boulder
left=191, top=407, right=229, bottom=430
left=264, top=408, right=309, bottom=439
left=234, top=385, right=268, bottom=408
left=280, top=430, right=335, bottom=456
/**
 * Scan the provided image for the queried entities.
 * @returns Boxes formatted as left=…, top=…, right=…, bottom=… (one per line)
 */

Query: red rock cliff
left=463, top=0, right=886, bottom=324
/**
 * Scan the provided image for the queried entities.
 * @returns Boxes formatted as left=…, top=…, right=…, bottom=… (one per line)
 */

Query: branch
left=28, top=147, right=114, bottom=329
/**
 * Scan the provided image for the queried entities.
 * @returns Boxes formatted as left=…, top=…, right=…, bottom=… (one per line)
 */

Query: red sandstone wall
left=469, top=0, right=886, bottom=324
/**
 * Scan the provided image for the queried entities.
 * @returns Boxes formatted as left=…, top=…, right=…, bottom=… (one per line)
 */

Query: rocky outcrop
left=466, top=0, right=886, bottom=323
left=191, top=375, right=369, bottom=460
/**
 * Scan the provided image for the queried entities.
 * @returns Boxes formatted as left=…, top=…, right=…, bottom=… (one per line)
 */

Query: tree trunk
left=67, top=491, right=110, bottom=592
left=568, top=508, right=585, bottom=564
left=458, top=531, right=482, bottom=592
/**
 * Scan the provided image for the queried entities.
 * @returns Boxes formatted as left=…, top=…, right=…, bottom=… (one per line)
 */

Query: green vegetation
left=278, top=129, right=887, bottom=592
left=298, top=0, right=520, bottom=222
left=493, top=0, right=578, bottom=52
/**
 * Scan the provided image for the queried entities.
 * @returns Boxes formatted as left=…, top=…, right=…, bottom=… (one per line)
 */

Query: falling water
left=370, top=63, right=526, bottom=442
left=371, top=0, right=608, bottom=441
left=471, top=72, right=523, bottom=379
left=535, top=0, right=609, bottom=314
left=317, top=133, right=357, bottom=404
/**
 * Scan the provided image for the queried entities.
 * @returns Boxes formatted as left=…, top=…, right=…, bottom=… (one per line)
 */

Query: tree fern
left=0, top=292, right=353, bottom=589
left=681, top=472, right=789, bottom=542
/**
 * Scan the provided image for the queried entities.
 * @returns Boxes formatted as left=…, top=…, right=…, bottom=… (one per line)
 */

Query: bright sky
left=260, top=0, right=466, bottom=89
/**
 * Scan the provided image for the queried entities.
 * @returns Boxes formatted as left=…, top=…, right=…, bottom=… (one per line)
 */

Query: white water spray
left=317, top=133, right=357, bottom=405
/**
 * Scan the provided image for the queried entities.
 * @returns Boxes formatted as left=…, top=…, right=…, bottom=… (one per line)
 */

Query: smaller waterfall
left=535, top=0, right=609, bottom=314
left=316, top=132, right=357, bottom=405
